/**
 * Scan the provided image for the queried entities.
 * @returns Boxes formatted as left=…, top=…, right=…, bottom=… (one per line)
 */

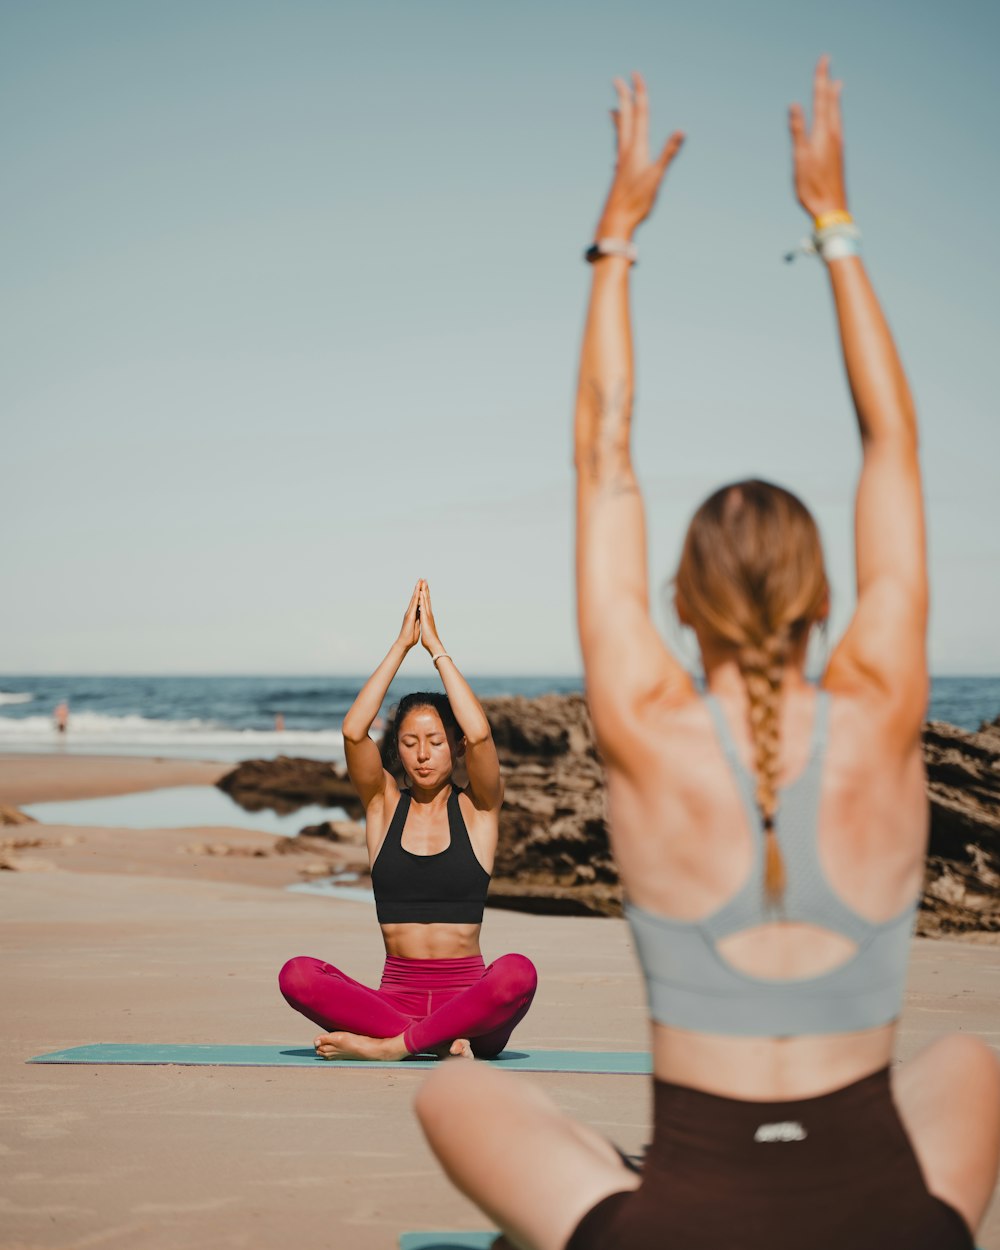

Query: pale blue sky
left=3, top=0, right=998, bottom=675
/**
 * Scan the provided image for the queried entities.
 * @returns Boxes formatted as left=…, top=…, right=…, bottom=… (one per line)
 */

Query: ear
left=674, top=588, right=692, bottom=626
left=455, top=734, right=467, bottom=759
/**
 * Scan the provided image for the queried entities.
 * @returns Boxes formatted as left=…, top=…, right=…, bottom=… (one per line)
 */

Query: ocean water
left=0, top=673, right=996, bottom=763
left=0, top=674, right=582, bottom=762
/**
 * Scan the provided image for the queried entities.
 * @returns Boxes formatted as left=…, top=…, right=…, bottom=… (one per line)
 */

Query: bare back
left=605, top=677, right=927, bottom=1099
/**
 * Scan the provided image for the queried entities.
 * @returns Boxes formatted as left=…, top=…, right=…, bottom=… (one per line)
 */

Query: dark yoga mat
left=27, top=1044, right=652, bottom=1073
left=400, top=1234, right=985, bottom=1250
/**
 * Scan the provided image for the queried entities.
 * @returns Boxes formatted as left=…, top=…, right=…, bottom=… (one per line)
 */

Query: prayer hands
left=396, top=581, right=421, bottom=651
left=789, top=55, right=849, bottom=219
left=418, top=582, right=444, bottom=656
left=597, top=71, right=685, bottom=238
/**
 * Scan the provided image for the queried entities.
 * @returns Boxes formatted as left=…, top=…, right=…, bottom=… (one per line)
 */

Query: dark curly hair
left=380, top=692, right=461, bottom=772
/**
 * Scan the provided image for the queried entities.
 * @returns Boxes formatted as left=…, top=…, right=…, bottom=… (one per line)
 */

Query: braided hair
left=674, top=480, right=829, bottom=906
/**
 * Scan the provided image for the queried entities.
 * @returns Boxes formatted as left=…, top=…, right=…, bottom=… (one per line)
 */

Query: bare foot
left=427, top=1037, right=475, bottom=1060
left=313, top=1030, right=408, bottom=1061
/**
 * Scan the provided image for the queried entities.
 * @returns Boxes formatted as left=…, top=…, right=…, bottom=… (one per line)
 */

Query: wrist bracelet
left=815, top=222, right=862, bottom=261
left=814, top=209, right=853, bottom=230
left=585, top=238, right=638, bottom=265
left=784, top=219, right=861, bottom=265
left=431, top=653, right=452, bottom=666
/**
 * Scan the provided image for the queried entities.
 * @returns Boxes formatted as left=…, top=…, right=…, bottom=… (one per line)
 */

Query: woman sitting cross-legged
left=278, top=579, right=537, bottom=1061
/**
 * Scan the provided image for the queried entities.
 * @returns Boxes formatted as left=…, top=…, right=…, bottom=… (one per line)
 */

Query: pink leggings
left=278, top=952, right=537, bottom=1058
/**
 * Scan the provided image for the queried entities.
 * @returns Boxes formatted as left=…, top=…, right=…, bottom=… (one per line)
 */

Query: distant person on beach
left=53, top=702, right=69, bottom=735
left=279, top=579, right=537, bottom=1060
left=274, top=713, right=285, bottom=733
left=415, top=60, right=999, bottom=1249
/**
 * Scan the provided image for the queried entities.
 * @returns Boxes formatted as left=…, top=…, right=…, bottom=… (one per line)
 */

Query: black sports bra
left=371, top=786, right=490, bottom=925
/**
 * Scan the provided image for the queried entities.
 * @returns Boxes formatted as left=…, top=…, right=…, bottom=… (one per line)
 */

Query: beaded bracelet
left=814, top=209, right=854, bottom=230
left=784, top=218, right=861, bottom=264
left=814, top=221, right=862, bottom=261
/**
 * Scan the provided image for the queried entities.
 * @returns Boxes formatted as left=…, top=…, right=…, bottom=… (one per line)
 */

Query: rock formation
left=216, top=756, right=363, bottom=817
left=477, top=695, right=619, bottom=915
left=0, top=805, right=37, bottom=826
left=920, top=716, right=1000, bottom=936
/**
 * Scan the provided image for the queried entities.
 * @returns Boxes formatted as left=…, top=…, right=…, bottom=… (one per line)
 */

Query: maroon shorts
left=567, top=1067, right=974, bottom=1250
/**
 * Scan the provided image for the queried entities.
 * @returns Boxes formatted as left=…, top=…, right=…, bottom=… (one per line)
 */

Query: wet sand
left=0, top=753, right=229, bottom=805
left=1, top=755, right=998, bottom=1250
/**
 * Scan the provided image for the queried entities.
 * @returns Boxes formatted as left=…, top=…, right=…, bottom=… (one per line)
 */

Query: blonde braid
left=737, top=628, right=792, bottom=908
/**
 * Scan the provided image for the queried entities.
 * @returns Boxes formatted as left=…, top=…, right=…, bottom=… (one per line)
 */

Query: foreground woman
left=279, top=580, right=536, bottom=1060
left=415, top=60, right=999, bottom=1248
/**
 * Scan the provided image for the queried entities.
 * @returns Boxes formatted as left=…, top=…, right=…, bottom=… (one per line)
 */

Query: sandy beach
left=2, top=753, right=998, bottom=1250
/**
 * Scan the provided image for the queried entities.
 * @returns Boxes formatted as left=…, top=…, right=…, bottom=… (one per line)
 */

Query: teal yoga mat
left=27, top=1044, right=652, bottom=1073
left=400, top=1236, right=985, bottom=1250
left=400, top=1236, right=497, bottom=1249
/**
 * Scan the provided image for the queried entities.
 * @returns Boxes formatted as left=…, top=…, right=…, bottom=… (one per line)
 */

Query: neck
left=700, top=643, right=811, bottom=699
left=406, top=779, right=453, bottom=808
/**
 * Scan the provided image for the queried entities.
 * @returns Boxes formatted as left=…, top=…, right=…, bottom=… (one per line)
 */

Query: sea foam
left=0, top=711, right=345, bottom=762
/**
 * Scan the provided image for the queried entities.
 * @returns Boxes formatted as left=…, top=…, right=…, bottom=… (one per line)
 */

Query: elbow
left=573, top=445, right=594, bottom=479
left=341, top=723, right=371, bottom=746
left=462, top=725, right=493, bottom=748
left=860, top=403, right=920, bottom=456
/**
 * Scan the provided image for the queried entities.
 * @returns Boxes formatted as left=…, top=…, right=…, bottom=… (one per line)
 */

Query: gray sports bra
left=625, top=691, right=919, bottom=1037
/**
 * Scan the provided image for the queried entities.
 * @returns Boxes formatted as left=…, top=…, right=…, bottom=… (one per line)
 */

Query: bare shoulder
left=820, top=676, right=926, bottom=765
left=462, top=775, right=504, bottom=816
left=457, top=785, right=501, bottom=833
left=600, top=689, right=726, bottom=840
left=822, top=641, right=929, bottom=752
left=597, top=690, right=745, bottom=909
left=818, top=683, right=928, bottom=876
left=365, top=774, right=403, bottom=853
left=602, top=685, right=706, bottom=781
left=456, top=785, right=499, bottom=874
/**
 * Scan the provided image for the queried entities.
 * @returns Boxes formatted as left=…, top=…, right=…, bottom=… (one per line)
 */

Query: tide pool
left=24, top=786, right=348, bottom=837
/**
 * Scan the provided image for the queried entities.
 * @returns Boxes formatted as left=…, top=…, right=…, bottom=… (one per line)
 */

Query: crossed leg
left=415, top=1061, right=638, bottom=1250
left=893, top=1033, right=1000, bottom=1237
left=404, top=954, right=538, bottom=1058
left=278, top=956, right=414, bottom=1059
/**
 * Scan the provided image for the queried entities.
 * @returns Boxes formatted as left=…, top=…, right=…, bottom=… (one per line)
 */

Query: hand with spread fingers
left=597, top=71, right=685, bottom=239
left=788, top=54, right=849, bottom=220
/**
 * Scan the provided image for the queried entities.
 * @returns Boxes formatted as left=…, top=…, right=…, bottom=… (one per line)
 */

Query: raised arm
left=341, top=581, right=421, bottom=808
left=575, top=73, right=694, bottom=767
left=791, top=58, right=929, bottom=737
left=416, top=582, right=502, bottom=812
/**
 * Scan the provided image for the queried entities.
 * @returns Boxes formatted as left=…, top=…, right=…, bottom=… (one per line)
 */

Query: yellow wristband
left=814, top=209, right=853, bottom=230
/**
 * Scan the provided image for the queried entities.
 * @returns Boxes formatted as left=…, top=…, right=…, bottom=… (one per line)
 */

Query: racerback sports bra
left=626, top=691, right=920, bottom=1037
left=371, top=786, right=490, bottom=925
